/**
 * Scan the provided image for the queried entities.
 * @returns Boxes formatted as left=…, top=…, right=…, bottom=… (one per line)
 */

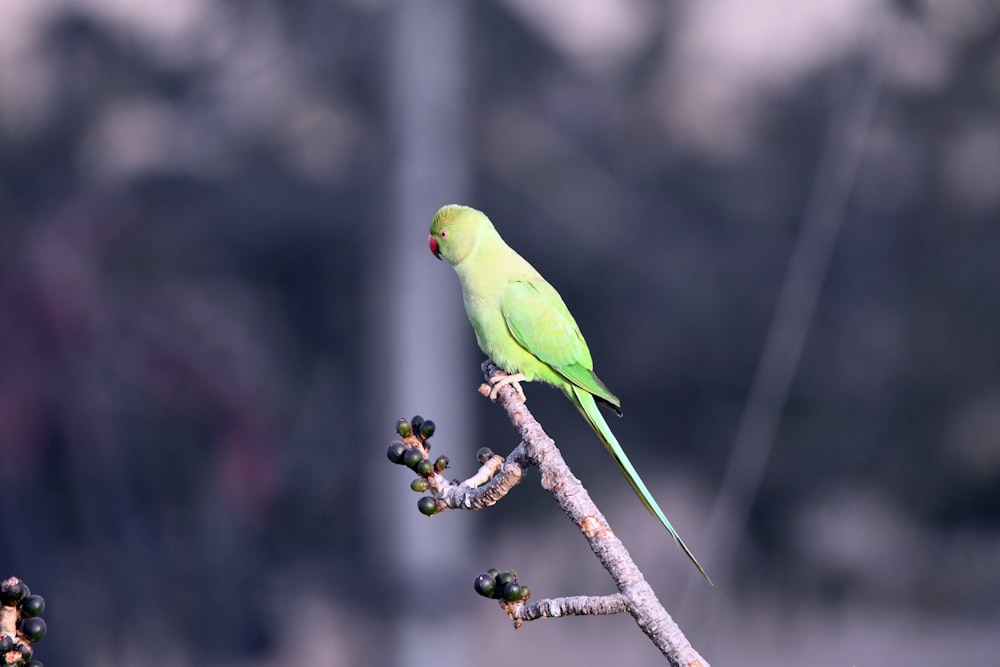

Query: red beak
left=429, top=234, right=441, bottom=259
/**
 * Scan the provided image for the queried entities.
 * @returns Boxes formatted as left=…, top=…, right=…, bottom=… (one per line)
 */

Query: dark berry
left=419, top=420, right=436, bottom=439
left=17, top=641, right=31, bottom=659
left=502, top=582, right=522, bottom=602
left=395, top=418, right=412, bottom=438
left=20, top=617, right=46, bottom=642
left=519, top=585, right=530, bottom=601
left=410, top=415, right=424, bottom=432
left=417, top=496, right=438, bottom=516
left=0, top=578, right=28, bottom=605
left=21, top=595, right=45, bottom=617
left=434, top=455, right=449, bottom=473
left=486, top=568, right=500, bottom=580
left=476, top=447, right=493, bottom=463
left=0, top=635, right=12, bottom=652
left=26, top=661, right=43, bottom=667
left=386, top=441, right=407, bottom=464
left=495, top=571, right=515, bottom=588
left=410, top=477, right=429, bottom=493
left=473, top=573, right=497, bottom=598
left=414, top=459, right=434, bottom=476
left=402, top=448, right=424, bottom=470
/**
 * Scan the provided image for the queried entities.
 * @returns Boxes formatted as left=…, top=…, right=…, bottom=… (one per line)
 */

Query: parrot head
left=428, top=204, right=491, bottom=266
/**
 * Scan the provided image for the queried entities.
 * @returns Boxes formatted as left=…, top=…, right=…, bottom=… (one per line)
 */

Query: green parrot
left=428, top=204, right=710, bottom=582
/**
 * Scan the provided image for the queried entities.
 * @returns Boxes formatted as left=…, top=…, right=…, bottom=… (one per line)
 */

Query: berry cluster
left=473, top=568, right=530, bottom=603
left=386, top=415, right=449, bottom=516
left=0, top=577, right=46, bottom=667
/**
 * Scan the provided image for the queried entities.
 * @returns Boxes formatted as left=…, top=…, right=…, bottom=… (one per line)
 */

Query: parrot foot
left=485, top=372, right=526, bottom=403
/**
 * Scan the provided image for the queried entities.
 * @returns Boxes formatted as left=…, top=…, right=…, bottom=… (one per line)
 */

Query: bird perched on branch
left=429, top=204, right=710, bottom=582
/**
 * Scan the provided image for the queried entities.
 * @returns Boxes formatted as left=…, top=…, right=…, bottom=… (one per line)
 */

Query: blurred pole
left=364, top=2, right=471, bottom=667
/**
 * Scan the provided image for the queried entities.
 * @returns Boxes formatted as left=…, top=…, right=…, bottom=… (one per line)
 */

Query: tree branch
left=385, top=362, right=709, bottom=666
left=505, top=592, right=628, bottom=625
left=436, top=444, right=529, bottom=511
left=478, top=361, right=709, bottom=667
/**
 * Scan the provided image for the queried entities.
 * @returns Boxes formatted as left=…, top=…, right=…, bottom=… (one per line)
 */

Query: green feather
left=571, top=386, right=711, bottom=583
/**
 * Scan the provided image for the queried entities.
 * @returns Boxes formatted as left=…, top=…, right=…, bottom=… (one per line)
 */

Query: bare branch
left=434, top=448, right=527, bottom=510
left=504, top=593, right=628, bottom=627
left=480, top=360, right=710, bottom=667
left=385, top=363, right=710, bottom=665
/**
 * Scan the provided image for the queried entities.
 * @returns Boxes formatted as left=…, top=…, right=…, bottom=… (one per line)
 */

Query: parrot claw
left=486, top=372, right=526, bottom=403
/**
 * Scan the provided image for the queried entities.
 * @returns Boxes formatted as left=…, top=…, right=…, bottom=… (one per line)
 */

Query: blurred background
left=1, top=0, right=999, bottom=665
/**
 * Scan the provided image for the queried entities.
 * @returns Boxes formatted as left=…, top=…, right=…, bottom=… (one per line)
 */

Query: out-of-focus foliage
left=1, top=1, right=998, bottom=665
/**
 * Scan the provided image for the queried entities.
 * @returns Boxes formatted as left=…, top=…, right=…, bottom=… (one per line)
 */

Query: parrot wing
left=500, top=280, right=621, bottom=413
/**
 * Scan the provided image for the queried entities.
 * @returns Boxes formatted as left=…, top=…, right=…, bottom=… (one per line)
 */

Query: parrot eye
left=439, top=230, right=448, bottom=239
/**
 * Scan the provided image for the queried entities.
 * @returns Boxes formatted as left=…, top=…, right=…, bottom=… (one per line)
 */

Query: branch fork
left=386, top=361, right=709, bottom=667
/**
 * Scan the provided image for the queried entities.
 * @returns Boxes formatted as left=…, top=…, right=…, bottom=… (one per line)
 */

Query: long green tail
left=571, top=386, right=712, bottom=583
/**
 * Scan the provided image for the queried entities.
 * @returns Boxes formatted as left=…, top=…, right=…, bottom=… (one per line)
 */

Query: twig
left=504, top=592, right=628, bottom=626
left=435, top=445, right=528, bottom=510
